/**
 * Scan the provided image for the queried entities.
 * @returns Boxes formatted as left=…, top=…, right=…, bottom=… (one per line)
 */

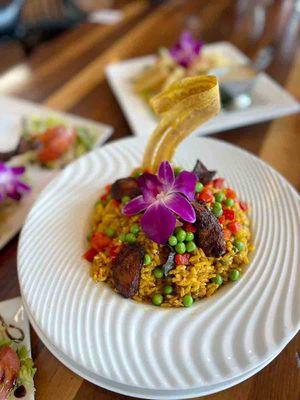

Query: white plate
left=18, top=137, right=300, bottom=398
left=105, top=42, right=299, bottom=137
left=0, top=95, right=113, bottom=250
left=0, top=297, right=34, bottom=400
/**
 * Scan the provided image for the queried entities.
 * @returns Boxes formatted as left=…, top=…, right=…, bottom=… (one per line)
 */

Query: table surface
left=0, top=0, right=299, bottom=399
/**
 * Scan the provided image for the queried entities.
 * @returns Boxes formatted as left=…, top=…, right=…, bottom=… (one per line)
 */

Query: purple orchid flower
left=123, top=161, right=197, bottom=244
left=0, top=163, right=31, bottom=202
left=170, top=31, right=203, bottom=68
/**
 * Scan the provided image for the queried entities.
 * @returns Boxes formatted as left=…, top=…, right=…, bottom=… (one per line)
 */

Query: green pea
left=230, top=269, right=240, bottom=281
left=185, top=232, right=194, bottom=242
left=143, top=254, right=152, bottom=265
left=225, top=198, right=234, bottom=207
left=153, top=268, right=163, bottom=279
left=175, top=242, right=186, bottom=254
left=234, top=240, right=244, bottom=252
left=163, top=285, right=173, bottom=295
left=214, top=192, right=225, bottom=202
left=182, top=294, right=194, bottom=307
left=176, top=228, right=187, bottom=242
left=86, top=232, right=92, bottom=241
left=119, top=233, right=126, bottom=242
left=168, top=235, right=178, bottom=246
left=130, top=224, right=140, bottom=234
left=195, top=182, right=204, bottom=193
left=134, top=170, right=143, bottom=177
left=186, top=241, right=196, bottom=253
left=125, top=233, right=136, bottom=243
left=94, top=199, right=102, bottom=208
left=212, top=274, right=223, bottom=285
left=152, top=293, right=163, bottom=306
left=105, top=227, right=115, bottom=237
left=212, top=202, right=223, bottom=217
left=121, top=195, right=130, bottom=204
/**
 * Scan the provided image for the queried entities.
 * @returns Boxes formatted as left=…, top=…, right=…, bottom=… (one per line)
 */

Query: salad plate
left=0, top=95, right=113, bottom=250
left=18, top=136, right=300, bottom=398
left=0, top=297, right=35, bottom=399
left=106, top=42, right=299, bottom=137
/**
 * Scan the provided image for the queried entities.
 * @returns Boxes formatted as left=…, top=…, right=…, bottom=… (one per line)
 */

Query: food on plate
left=84, top=75, right=253, bottom=307
left=134, top=31, right=234, bottom=102
left=84, top=160, right=252, bottom=307
left=0, top=116, right=98, bottom=169
left=0, top=163, right=30, bottom=204
left=0, top=315, right=35, bottom=399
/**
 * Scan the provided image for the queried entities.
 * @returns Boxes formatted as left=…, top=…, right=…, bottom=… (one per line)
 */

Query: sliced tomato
left=0, top=346, right=20, bottom=400
left=83, top=248, right=98, bottom=262
left=213, top=178, right=225, bottom=189
left=91, top=232, right=111, bottom=251
left=175, top=253, right=190, bottom=265
left=37, top=125, right=76, bottom=163
left=228, top=221, right=241, bottom=235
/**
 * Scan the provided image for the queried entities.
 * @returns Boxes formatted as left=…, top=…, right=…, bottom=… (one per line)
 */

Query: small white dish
left=105, top=42, right=299, bottom=137
left=0, top=297, right=34, bottom=400
left=0, top=95, right=113, bottom=250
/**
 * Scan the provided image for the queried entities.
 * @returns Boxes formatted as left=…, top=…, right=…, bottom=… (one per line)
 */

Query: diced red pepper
left=213, top=178, right=225, bottom=189
left=228, top=221, right=241, bottom=235
left=175, top=253, right=190, bottom=265
left=184, top=223, right=197, bottom=233
left=83, top=248, right=97, bottom=262
left=223, top=209, right=235, bottom=221
left=100, top=193, right=108, bottom=201
left=223, top=228, right=232, bottom=240
left=91, top=232, right=111, bottom=251
left=239, top=201, right=248, bottom=211
left=218, top=215, right=225, bottom=225
left=105, top=184, right=111, bottom=193
left=111, top=199, right=120, bottom=207
left=198, top=189, right=214, bottom=203
left=204, top=181, right=214, bottom=189
left=226, top=188, right=236, bottom=199
left=109, top=245, right=121, bottom=260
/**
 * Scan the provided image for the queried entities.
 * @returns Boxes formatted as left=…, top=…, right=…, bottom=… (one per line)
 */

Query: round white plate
left=18, top=137, right=300, bottom=397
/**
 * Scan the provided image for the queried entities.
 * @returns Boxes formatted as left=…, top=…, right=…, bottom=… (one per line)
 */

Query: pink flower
left=0, top=163, right=30, bottom=202
left=170, top=31, right=203, bottom=68
left=123, top=161, right=197, bottom=244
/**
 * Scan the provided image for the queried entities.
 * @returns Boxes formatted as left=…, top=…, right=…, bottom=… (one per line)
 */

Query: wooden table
left=0, top=0, right=299, bottom=399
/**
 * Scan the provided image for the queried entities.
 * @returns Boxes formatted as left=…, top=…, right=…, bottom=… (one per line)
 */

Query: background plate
left=18, top=137, right=300, bottom=396
left=0, top=95, right=113, bottom=250
left=105, top=42, right=299, bottom=137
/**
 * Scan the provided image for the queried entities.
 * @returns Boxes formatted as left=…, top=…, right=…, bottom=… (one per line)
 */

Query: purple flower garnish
left=170, top=31, right=203, bottom=68
left=0, top=162, right=31, bottom=202
left=123, top=161, right=197, bottom=244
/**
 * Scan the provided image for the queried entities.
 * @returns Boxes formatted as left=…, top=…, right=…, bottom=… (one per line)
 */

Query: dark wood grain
left=0, top=1, right=299, bottom=399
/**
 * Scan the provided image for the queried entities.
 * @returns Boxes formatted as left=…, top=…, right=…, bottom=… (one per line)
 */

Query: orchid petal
left=11, top=166, right=26, bottom=175
left=158, top=161, right=174, bottom=189
left=173, top=171, right=197, bottom=201
left=164, top=193, right=196, bottom=223
left=138, top=173, right=162, bottom=202
left=141, top=201, right=176, bottom=244
left=15, top=181, right=31, bottom=193
left=123, top=195, right=148, bottom=215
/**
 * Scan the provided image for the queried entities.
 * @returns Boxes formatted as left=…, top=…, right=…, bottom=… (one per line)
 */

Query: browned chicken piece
left=112, top=244, right=145, bottom=298
left=110, top=177, right=141, bottom=201
left=192, top=159, right=216, bottom=185
left=193, top=201, right=226, bottom=258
